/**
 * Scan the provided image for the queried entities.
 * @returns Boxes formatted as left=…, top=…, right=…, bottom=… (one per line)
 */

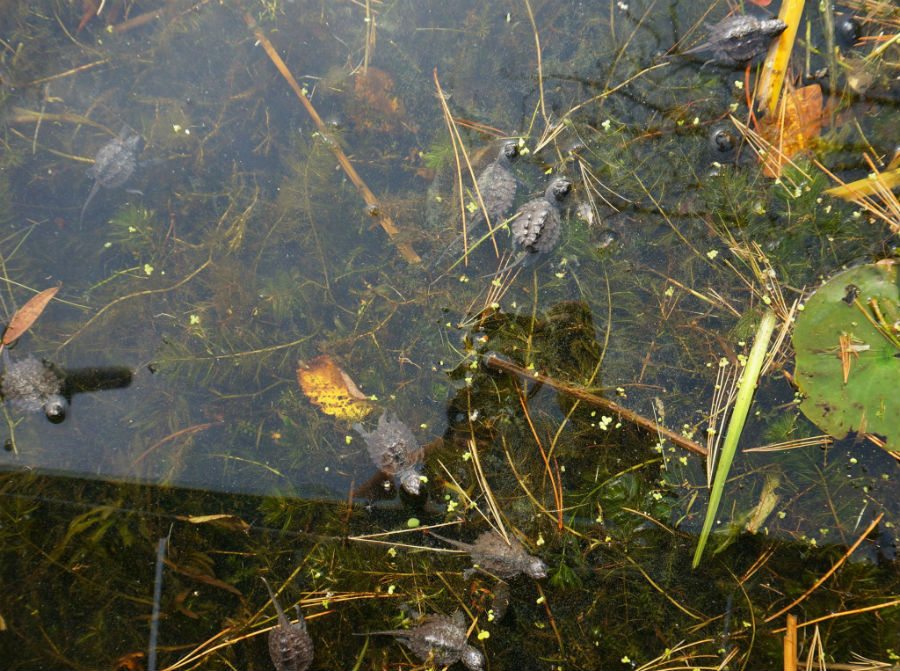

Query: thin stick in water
left=148, top=534, right=169, bottom=671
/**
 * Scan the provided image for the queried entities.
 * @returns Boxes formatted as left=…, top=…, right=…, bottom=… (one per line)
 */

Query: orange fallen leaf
left=347, top=67, right=409, bottom=134
left=2, top=285, right=60, bottom=345
left=297, top=354, right=374, bottom=422
left=757, top=83, right=823, bottom=178
left=112, top=652, right=145, bottom=671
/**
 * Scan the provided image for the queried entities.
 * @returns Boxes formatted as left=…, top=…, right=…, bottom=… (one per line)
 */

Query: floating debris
left=80, top=126, right=144, bottom=223
left=261, top=578, right=314, bottom=671
left=431, top=529, right=547, bottom=580
left=682, top=14, right=787, bottom=66
left=353, top=411, right=425, bottom=495
left=1, top=353, right=67, bottom=421
left=366, top=611, right=484, bottom=671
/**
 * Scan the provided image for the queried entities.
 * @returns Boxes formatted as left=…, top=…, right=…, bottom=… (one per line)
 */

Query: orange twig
left=765, top=513, right=885, bottom=622
left=244, top=13, right=420, bottom=264
left=484, top=354, right=708, bottom=457
left=772, top=597, right=900, bottom=632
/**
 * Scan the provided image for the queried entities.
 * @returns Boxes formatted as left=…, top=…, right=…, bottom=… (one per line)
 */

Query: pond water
left=0, top=1, right=898, bottom=669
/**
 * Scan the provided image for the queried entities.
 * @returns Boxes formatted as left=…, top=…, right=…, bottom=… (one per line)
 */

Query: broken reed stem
left=756, top=0, right=806, bottom=114
left=243, top=12, right=420, bottom=264
left=765, top=513, right=885, bottom=622
left=467, top=437, right=508, bottom=542
left=483, top=353, right=707, bottom=457
left=783, top=614, right=797, bottom=671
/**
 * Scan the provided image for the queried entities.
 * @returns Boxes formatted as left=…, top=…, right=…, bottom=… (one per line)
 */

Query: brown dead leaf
left=112, top=652, right=145, bottom=671
left=346, top=67, right=409, bottom=134
left=297, top=354, right=374, bottom=422
left=757, top=83, right=823, bottom=178
left=3, top=286, right=60, bottom=345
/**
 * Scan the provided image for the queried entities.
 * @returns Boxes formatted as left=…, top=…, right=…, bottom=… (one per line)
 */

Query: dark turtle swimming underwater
left=682, top=13, right=787, bottom=66
left=487, top=176, right=572, bottom=276
left=364, top=611, right=484, bottom=671
left=433, top=140, right=519, bottom=269
left=472, top=140, right=519, bottom=229
left=430, top=529, right=547, bottom=580
left=0, top=351, right=67, bottom=421
left=80, top=126, right=144, bottom=223
left=353, top=411, right=425, bottom=496
left=261, top=577, right=314, bottom=671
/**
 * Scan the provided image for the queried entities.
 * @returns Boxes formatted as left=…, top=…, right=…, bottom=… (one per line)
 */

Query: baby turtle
left=431, top=529, right=547, bottom=580
left=80, top=126, right=144, bottom=223
left=353, top=411, right=424, bottom=496
left=434, top=141, right=519, bottom=268
left=261, top=578, right=314, bottom=671
left=1, top=352, right=67, bottom=421
left=366, top=611, right=484, bottom=671
left=472, top=140, right=519, bottom=228
left=682, top=13, right=787, bottom=66
left=489, top=176, right=572, bottom=276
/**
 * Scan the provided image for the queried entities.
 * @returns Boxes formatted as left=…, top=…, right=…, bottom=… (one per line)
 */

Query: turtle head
left=462, top=645, right=485, bottom=671
left=500, top=141, right=519, bottom=161
left=398, top=468, right=423, bottom=496
left=761, top=18, right=788, bottom=37
left=43, top=394, right=67, bottom=423
left=525, top=556, right=548, bottom=579
left=546, top=177, right=573, bottom=202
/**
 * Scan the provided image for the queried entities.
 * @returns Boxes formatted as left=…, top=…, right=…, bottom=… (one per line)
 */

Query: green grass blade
left=692, top=309, right=778, bottom=568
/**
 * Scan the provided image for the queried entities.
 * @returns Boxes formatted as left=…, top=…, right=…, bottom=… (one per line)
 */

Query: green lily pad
left=792, top=260, right=899, bottom=450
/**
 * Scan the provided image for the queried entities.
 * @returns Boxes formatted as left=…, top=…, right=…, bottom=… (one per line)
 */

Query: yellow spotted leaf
left=297, top=355, right=374, bottom=422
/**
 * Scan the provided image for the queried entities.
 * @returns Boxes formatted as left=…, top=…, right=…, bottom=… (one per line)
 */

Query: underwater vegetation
left=0, top=0, right=897, bottom=669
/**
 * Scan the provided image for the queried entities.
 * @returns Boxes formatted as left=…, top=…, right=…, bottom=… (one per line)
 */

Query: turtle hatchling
left=431, top=529, right=547, bottom=580
left=80, top=126, right=144, bottom=222
left=472, top=140, right=519, bottom=228
left=682, top=13, right=787, bottom=66
left=353, top=411, right=425, bottom=495
left=434, top=140, right=519, bottom=268
left=261, top=578, right=314, bottom=671
left=494, top=176, right=572, bottom=274
left=365, top=611, right=484, bottom=671
left=1, top=352, right=67, bottom=421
